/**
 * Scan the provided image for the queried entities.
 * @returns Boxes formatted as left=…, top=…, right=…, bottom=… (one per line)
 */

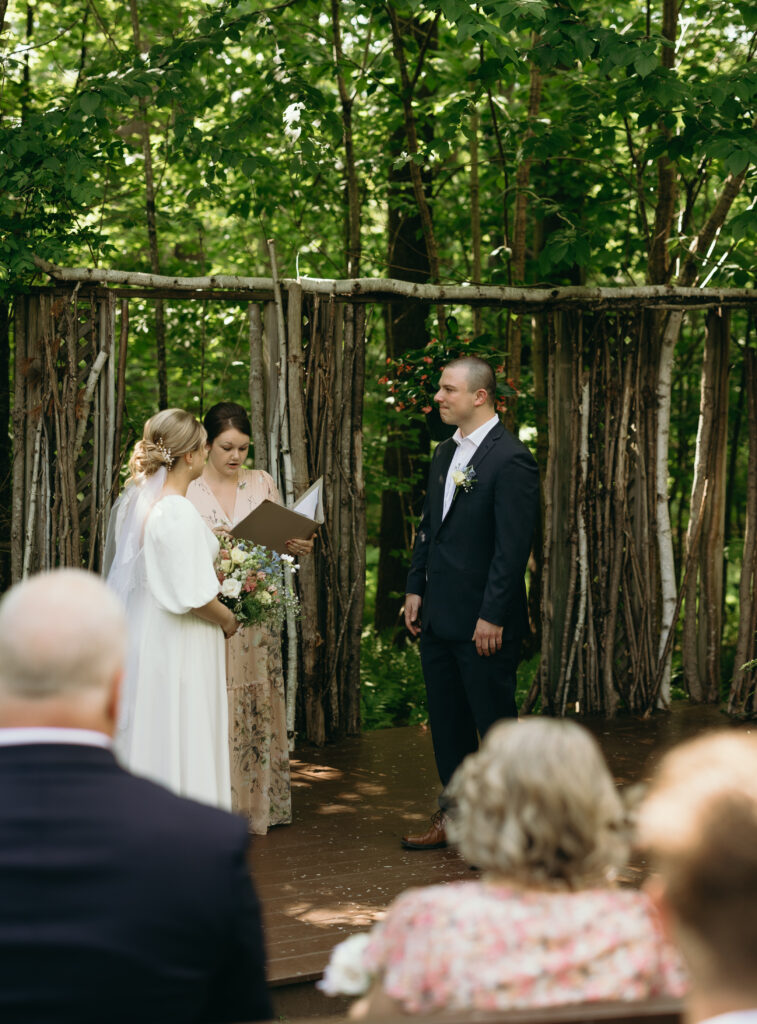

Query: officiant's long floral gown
left=187, top=468, right=292, bottom=834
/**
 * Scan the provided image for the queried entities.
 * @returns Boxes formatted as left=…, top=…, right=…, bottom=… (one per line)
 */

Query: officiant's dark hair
left=204, top=402, right=252, bottom=444
left=447, top=355, right=496, bottom=406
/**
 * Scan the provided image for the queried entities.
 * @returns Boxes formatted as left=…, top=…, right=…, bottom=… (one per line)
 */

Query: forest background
left=1, top=0, right=755, bottom=730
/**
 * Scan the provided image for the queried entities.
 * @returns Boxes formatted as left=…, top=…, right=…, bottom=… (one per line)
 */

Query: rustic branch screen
left=10, top=267, right=757, bottom=738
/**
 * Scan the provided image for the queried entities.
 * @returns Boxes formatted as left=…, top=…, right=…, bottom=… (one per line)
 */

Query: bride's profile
left=104, top=408, right=237, bottom=809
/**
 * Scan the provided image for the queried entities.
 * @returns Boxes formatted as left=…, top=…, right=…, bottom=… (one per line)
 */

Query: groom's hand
left=473, top=618, right=503, bottom=657
left=404, top=594, right=422, bottom=637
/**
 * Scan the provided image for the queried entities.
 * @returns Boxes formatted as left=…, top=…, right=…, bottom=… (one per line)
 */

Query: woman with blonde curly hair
left=320, top=718, right=686, bottom=1015
left=105, top=409, right=237, bottom=809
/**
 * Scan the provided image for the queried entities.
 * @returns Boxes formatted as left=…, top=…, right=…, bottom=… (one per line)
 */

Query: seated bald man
left=0, top=569, right=272, bottom=1024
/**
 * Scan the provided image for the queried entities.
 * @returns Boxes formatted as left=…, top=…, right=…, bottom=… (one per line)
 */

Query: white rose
left=219, top=558, right=232, bottom=573
left=452, top=469, right=465, bottom=486
left=230, top=547, right=247, bottom=565
left=317, top=933, right=372, bottom=996
left=221, top=578, right=242, bottom=599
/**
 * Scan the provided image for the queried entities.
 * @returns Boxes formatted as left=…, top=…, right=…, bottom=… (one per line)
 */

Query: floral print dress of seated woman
left=187, top=468, right=292, bottom=834
left=360, top=881, right=687, bottom=1013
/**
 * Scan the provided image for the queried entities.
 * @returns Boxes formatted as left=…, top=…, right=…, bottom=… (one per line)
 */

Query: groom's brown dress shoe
left=401, top=810, right=448, bottom=850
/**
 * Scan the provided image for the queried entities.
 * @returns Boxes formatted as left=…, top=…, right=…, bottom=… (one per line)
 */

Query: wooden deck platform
left=251, top=706, right=726, bottom=1014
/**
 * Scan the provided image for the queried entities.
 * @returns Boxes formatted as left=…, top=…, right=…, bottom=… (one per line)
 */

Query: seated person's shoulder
left=112, top=769, right=248, bottom=851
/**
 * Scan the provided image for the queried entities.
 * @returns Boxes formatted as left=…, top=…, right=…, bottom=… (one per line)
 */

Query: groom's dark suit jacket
left=0, top=742, right=272, bottom=1024
left=407, top=422, right=539, bottom=643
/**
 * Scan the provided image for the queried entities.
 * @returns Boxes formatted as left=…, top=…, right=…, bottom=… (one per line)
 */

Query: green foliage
left=360, top=629, right=428, bottom=730
left=1, top=0, right=754, bottom=303
left=380, top=315, right=517, bottom=417
left=360, top=632, right=541, bottom=731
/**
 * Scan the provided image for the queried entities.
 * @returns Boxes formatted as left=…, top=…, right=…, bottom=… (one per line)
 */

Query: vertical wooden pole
left=264, top=301, right=280, bottom=484
left=248, top=303, right=268, bottom=472
left=11, top=297, right=27, bottom=583
left=113, top=298, right=129, bottom=496
left=285, top=282, right=310, bottom=746
left=728, top=347, right=757, bottom=713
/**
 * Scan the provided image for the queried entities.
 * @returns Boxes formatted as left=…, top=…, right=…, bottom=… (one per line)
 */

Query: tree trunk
left=129, top=0, right=168, bottom=409
left=331, top=0, right=361, bottom=278
left=374, top=131, right=432, bottom=634
left=506, top=54, right=542, bottom=428
left=385, top=5, right=443, bottom=337
left=470, top=103, right=482, bottom=337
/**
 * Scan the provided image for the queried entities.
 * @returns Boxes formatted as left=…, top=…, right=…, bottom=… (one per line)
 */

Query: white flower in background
left=317, top=933, right=372, bottom=996
left=258, top=590, right=273, bottom=606
left=221, top=578, right=242, bottom=600
left=230, top=546, right=247, bottom=565
left=219, top=558, right=232, bottom=573
left=283, top=101, right=304, bottom=143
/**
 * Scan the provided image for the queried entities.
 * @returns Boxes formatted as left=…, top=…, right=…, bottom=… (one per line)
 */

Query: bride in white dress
left=104, top=408, right=238, bottom=809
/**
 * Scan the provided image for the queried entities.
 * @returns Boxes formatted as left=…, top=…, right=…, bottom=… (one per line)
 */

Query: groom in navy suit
left=0, top=569, right=272, bottom=1024
left=402, top=356, right=539, bottom=849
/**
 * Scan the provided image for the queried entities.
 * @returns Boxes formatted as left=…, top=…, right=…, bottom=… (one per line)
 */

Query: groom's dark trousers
left=0, top=742, right=272, bottom=1024
left=407, top=422, right=539, bottom=790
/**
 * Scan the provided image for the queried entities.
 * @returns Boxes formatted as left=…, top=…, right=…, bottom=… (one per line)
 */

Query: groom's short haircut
left=0, top=569, right=126, bottom=699
left=639, top=730, right=757, bottom=990
left=447, top=356, right=496, bottom=406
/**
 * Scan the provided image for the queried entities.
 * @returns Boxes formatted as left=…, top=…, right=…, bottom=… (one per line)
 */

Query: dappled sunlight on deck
left=252, top=708, right=726, bottom=990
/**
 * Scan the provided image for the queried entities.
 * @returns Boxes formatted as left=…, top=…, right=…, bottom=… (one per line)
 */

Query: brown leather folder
left=231, top=478, right=322, bottom=555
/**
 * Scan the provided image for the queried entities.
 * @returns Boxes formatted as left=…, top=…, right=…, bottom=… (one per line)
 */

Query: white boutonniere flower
left=452, top=465, right=476, bottom=493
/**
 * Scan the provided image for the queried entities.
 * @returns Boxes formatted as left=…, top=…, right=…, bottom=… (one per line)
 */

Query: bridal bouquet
left=215, top=535, right=299, bottom=629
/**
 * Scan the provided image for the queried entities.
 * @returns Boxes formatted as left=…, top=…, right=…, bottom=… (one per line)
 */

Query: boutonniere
left=452, top=465, right=476, bottom=494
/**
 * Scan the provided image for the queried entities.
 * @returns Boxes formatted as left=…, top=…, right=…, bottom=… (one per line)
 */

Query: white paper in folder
left=292, top=477, right=324, bottom=523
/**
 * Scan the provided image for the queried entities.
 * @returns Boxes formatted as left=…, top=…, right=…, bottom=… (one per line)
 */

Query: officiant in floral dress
left=187, top=402, right=314, bottom=834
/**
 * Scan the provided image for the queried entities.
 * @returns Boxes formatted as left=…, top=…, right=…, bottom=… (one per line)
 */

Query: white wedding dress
left=108, top=491, right=231, bottom=810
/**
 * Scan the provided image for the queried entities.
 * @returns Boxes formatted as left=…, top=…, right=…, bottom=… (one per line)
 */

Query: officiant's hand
left=286, top=535, right=314, bottom=556
left=473, top=618, right=503, bottom=656
left=404, top=594, right=422, bottom=637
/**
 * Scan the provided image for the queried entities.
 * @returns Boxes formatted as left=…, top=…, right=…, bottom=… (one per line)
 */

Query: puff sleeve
left=144, top=497, right=220, bottom=614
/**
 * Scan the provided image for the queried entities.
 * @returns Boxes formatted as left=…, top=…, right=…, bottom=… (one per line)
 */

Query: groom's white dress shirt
left=442, top=414, right=499, bottom=519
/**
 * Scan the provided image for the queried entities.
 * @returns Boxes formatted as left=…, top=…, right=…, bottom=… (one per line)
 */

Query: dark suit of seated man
left=0, top=568, right=273, bottom=1024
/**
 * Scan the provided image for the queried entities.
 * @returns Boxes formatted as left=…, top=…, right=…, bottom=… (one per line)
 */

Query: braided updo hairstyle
left=126, top=408, right=206, bottom=485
